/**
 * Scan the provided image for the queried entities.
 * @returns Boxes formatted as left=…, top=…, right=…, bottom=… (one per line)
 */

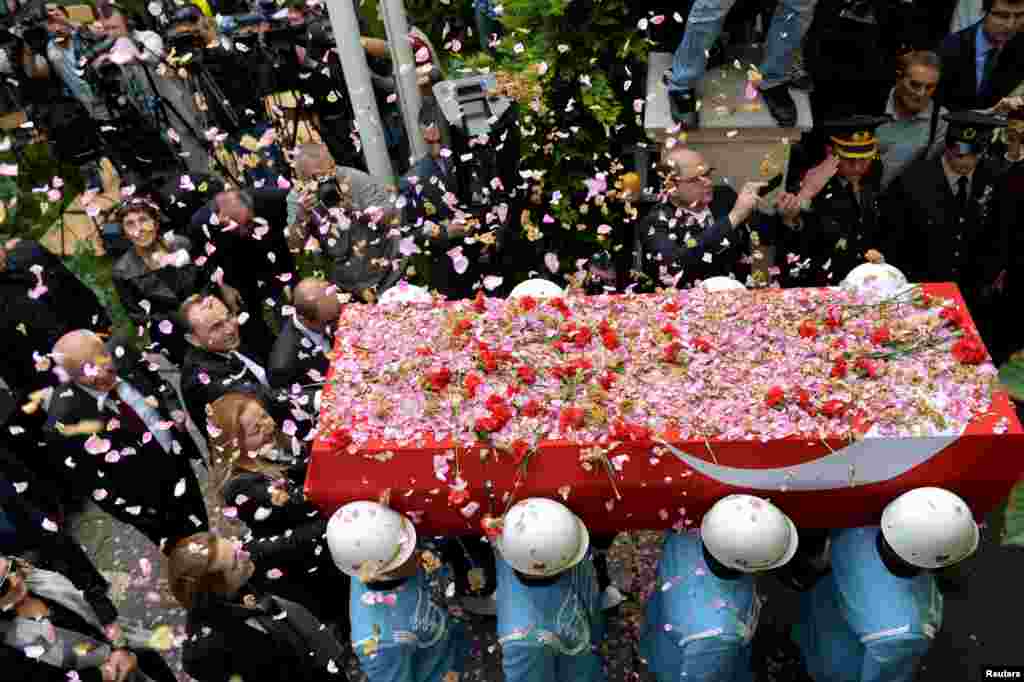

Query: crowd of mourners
left=2, top=0, right=1024, bottom=680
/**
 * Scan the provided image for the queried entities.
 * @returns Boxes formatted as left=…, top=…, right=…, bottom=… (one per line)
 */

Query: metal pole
left=323, top=0, right=394, bottom=179
left=379, top=0, right=426, bottom=161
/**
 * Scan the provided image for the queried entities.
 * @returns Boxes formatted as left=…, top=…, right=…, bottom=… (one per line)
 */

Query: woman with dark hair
left=0, top=555, right=177, bottom=682
left=204, top=392, right=350, bottom=634
left=111, top=197, right=240, bottom=364
left=166, top=532, right=349, bottom=682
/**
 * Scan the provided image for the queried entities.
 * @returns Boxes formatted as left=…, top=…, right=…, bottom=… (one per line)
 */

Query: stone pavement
left=65, top=356, right=1024, bottom=682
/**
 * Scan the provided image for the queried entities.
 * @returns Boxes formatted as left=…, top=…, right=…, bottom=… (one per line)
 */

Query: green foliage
left=0, top=142, right=86, bottom=241
left=1004, top=477, right=1024, bottom=547
left=62, top=239, right=138, bottom=343
left=998, top=354, right=1024, bottom=402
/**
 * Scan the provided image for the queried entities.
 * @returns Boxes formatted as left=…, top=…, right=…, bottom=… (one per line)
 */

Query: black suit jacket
left=881, top=157, right=1004, bottom=298
left=1, top=239, right=110, bottom=393
left=42, top=363, right=207, bottom=548
left=268, top=319, right=330, bottom=390
left=937, top=23, right=1024, bottom=112
left=637, top=186, right=746, bottom=287
left=179, top=344, right=319, bottom=441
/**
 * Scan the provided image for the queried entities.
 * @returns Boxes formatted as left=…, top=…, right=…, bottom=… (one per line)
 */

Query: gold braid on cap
left=830, top=130, right=879, bottom=160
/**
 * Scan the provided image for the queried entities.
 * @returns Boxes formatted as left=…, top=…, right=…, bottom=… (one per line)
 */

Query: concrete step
left=645, top=49, right=813, bottom=192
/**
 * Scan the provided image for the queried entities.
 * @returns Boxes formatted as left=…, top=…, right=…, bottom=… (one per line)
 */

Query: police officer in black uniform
left=881, top=112, right=1007, bottom=343
left=777, top=116, right=891, bottom=286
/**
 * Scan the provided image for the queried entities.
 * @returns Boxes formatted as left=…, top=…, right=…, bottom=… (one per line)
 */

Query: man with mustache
left=876, top=51, right=950, bottom=190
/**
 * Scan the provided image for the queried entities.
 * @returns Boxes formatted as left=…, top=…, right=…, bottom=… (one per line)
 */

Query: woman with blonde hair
left=205, top=392, right=350, bottom=635
left=165, top=532, right=349, bottom=682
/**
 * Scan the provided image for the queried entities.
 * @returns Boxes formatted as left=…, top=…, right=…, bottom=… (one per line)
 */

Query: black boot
left=759, top=84, right=798, bottom=127
left=663, top=74, right=698, bottom=128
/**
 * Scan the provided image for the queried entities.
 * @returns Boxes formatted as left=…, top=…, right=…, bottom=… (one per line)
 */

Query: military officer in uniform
left=881, top=112, right=1007, bottom=346
left=777, top=116, right=891, bottom=286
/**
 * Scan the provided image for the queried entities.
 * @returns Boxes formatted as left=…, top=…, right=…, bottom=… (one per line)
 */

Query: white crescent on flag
left=657, top=437, right=959, bottom=491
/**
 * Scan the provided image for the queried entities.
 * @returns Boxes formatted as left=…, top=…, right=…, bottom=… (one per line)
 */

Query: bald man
left=637, top=148, right=766, bottom=288
left=268, top=278, right=341, bottom=390
left=43, top=331, right=208, bottom=552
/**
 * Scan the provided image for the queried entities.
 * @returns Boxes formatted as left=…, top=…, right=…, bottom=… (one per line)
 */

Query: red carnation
left=831, top=357, right=848, bottom=379
left=572, top=326, right=593, bottom=348
left=795, top=388, right=816, bottom=415
left=472, top=289, right=486, bottom=313
left=821, top=400, right=847, bottom=418
left=913, top=291, right=933, bottom=308
left=464, top=373, right=483, bottom=399
left=426, top=367, right=451, bottom=391
left=474, top=416, right=502, bottom=433
left=765, top=386, right=786, bottom=408
left=550, top=297, right=571, bottom=318
left=940, top=306, right=965, bottom=329
left=480, top=350, right=499, bottom=373
left=661, top=323, right=680, bottom=338
left=825, top=306, right=843, bottom=329
left=509, top=439, right=530, bottom=466
left=517, top=365, right=537, bottom=385
left=662, top=341, right=683, bottom=364
left=597, top=370, right=617, bottom=391
left=416, top=346, right=433, bottom=357
left=559, top=407, right=586, bottom=430
left=662, top=301, right=681, bottom=313
left=520, top=400, right=542, bottom=417
left=454, top=318, right=473, bottom=335
left=481, top=515, right=503, bottom=538
left=870, top=326, right=891, bottom=345
left=854, top=357, right=878, bottom=378
left=601, top=329, right=620, bottom=350
left=691, top=337, right=712, bottom=353
left=951, top=334, right=987, bottom=365
left=610, top=419, right=651, bottom=442
left=798, top=319, right=818, bottom=339
left=518, top=295, right=537, bottom=312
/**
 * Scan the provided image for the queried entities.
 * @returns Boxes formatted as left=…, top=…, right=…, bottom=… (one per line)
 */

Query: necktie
left=980, top=48, right=1000, bottom=98
left=113, top=397, right=149, bottom=435
left=956, top=175, right=970, bottom=218
left=231, top=351, right=269, bottom=387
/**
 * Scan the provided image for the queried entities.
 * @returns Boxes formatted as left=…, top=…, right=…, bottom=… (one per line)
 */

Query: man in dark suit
left=42, top=330, right=208, bottom=553
left=636, top=147, right=765, bottom=288
left=1, top=237, right=110, bottom=395
left=777, top=116, right=891, bottom=286
left=178, top=294, right=294, bottom=436
left=187, top=188, right=296, bottom=360
left=399, top=102, right=493, bottom=300
left=268, top=278, right=339, bottom=391
left=882, top=112, right=1008, bottom=344
left=936, top=0, right=1024, bottom=113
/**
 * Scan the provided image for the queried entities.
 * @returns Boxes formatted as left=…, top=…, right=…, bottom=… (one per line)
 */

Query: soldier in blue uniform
left=493, top=497, right=605, bottom=682
left=640, top=494, right=800, bottom=682
left=326, top=501, right=465, bottom=682
left=793, top=487, right=979, bottom=682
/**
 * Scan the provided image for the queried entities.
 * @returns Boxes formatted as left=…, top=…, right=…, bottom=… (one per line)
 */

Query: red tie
left=113, top=398, right=149, bottom=435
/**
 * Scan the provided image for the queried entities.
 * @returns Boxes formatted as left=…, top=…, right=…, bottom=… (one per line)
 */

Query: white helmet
left=840, top=263, right=911, bottom=301
left=700, top=276, right=746, bottom=292
left=326, top=501, right=417, bottom=580
left=508, top=278, right=564, bottom=299
left=496, top=498, right=589, bottom=577
left=701, top=495, right=798, bottom=573
left=880, top=487, right=979, bottom=569
left=379, top=282, right=432, bottom=304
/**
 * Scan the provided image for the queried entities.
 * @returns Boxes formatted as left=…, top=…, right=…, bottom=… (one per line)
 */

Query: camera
left=316, top=176, right=342, bottom=208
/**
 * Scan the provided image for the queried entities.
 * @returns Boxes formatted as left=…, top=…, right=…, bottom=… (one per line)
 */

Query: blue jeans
left=667, top=0, right=818, bottom=93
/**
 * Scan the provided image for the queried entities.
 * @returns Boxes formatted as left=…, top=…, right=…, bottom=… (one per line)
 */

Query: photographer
left=286, top=142, right=403, bottom=302
left=21, top=5, right=111, bottom=121
left=89, top=7, right=211, bottom=175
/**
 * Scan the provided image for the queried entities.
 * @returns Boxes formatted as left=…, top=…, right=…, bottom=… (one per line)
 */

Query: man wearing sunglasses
left=876, top=51, right=950, bottom=190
